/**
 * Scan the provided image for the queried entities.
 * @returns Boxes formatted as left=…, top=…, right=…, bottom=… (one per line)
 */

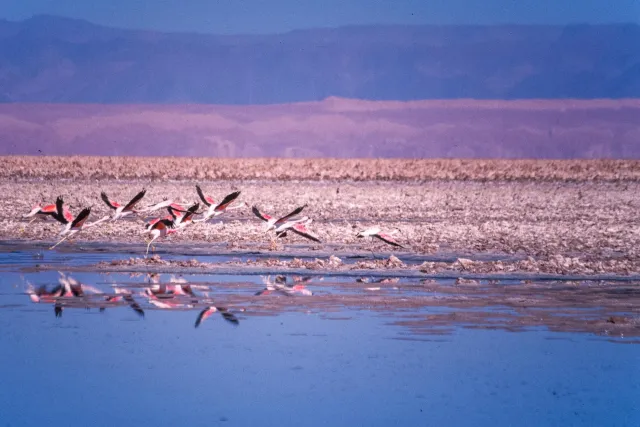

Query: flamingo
left=145, top=218, right=176, bottom=256
left=255, top=275, right=313, bottom=296
left=168, top=202, right=200, bottom=228
left=252, top=204, right=308, bottom=232
left=194, top=186, right=245, bottom=222
left=23, top=202, right=73, bottom=226
left=139, top=198, right=189, bottom=214
left=100, top=188, right=146, bottom=220
left=356, top=227, right=405, bottom=248
left=276, top=218, right=321, bottom=243
left=143, top=285, right=197, bottom=310
left=195, top=306, right=239, bottom=328
left=49, top=197, right=110, bottom=250
left=143, top=203, right=199, bottom=255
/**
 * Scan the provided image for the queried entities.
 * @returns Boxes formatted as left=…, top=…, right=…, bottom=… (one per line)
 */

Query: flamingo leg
left=146, top=236, right=157, bottom=257
left=86, top=216, right=110, bottom=229
left=50, top=234, right=71, bottom=250
left=369, top=245, right=377, bottom=260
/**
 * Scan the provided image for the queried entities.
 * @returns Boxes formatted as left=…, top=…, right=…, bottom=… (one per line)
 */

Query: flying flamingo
left=144, top=203, right=198, bottom=255
left=49, top=197, right=110, bottom=250
left=194, top=186, right=244, bottom=223
left=356, top=227, right=405, bottom=248
left=139, top=198, right=189, bottom=214
left=195, top=306, right=239, bottom=328
left=255, top=275, right=313, bottom=296
left=23, top=202, right=73, bottom=226
left=276, top=218, right=321, bottom=243
left=168, top=202, right=200, bottom=228
left=145, top=218, right=176, bottom=256
left=252, top=204, right=308, bottom=232
left=100, top=188, right=146, bottom=220
left=98, top=292, right=144, bottom=318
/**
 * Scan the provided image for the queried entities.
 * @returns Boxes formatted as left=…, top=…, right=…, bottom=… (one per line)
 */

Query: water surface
left=0, top=246, right=638, bottom=427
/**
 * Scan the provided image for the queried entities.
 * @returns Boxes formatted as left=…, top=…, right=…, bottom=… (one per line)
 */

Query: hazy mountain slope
left=1, top=99, right=638, bottom=158
left=0, top=16, right=639, bottom=103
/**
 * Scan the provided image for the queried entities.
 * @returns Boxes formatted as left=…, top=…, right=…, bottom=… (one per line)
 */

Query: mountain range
left=1, top=99, right=638, bottom=158
left=1, top=15, right=639, bottom=103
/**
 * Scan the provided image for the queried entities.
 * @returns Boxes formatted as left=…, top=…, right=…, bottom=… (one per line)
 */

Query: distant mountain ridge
left=1, top=99, right=638, bottom=158
left=0, top=15, right=639, bottom=103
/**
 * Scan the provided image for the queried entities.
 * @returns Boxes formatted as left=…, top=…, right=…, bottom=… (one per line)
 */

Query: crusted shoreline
left=2, top=169, right=639, bottom=276
left=2, top=156, right=640, bottom=181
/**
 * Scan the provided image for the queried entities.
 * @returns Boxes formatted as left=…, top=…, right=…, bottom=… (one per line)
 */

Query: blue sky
left=2, top=0, right=640, bottom=34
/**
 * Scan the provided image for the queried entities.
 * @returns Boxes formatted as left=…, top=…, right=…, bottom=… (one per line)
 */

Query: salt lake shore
left=1, top=157, right=639, bottom=277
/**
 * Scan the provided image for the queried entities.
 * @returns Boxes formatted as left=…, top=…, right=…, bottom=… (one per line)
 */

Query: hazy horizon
left=3, top=0, right=640, bottom=34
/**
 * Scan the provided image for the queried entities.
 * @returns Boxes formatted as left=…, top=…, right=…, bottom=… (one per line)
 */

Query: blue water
left=0, top=250, right=639, bottom=426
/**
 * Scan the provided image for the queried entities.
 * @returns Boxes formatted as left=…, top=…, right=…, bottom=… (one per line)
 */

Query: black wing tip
left=195, top=184, right=211, bottom=206
left=251, top=205, right=265, bottom=219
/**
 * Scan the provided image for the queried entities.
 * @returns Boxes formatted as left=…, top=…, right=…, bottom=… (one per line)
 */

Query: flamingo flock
left=23, top=185, right=405, bottom=254
left=27, top=274, right=236, bottom=326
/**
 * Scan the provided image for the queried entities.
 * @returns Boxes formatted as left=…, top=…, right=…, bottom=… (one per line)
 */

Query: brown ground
left=2, top=156, right=640, bottom=181
left=2, top=158, right=639, bottom=276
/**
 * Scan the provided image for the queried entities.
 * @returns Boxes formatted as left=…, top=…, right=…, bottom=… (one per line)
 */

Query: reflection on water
left=14, top=269, right=640, bottom=339
left=1, top=248, right=639, bottom=426
left=27, top=272, right=243, bottom=328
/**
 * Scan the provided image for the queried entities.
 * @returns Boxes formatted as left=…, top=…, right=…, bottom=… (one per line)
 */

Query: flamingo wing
left=38, top=204, right=64, bottom=220
left=182, top=203, right=200, bottom=222
left=145, top=217, right=161, bottom=230
left=167, top=203, right=190, bottom=221
left=71, top=208, right=91, bottom=228
left=63, top=209, right=74, bottom=223
left=276, top=204, right=307, bottom=225
left=54, top=196, right=69, bottom=224
left=195, top=185, right=214, bottom=207
left=123, top=189, right=146, bottom=212
left=194, top=307, right=217, bottom=328
left=215, top=191, right=241, bottom=212
left=251, top=205, right=272, bottom=222
left=100, top=192, right=119, bottom=210
left=219, top=307, right=239, bottom=325
left=291, top=222, right=322, bottom=243
left=373, top=233, right=405, bottom=248
left=141, top=199, right=172, bottom=213
left=152, top=218, right=175, bottom=230
left=123, top=294, right=145, bottom=318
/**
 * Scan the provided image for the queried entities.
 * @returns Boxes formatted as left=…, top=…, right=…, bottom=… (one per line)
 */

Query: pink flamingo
left=195, top=306, right=239, bottom=328
left=23, top=202, right=73, bottom=226
left=49, top=197, right=110, bottom=249
left=356, top=227, right=405, bottom=248
left=145, top=218, right=176, bottom=256
left=100, top=188, right=146, bottom=220
left=194, top=185, right=245, bottom=222
left=252, top=204, right=308, bottom=233
left=276, top=218, right=321, bottom=243
left=144, top=203, right=199, bottom=255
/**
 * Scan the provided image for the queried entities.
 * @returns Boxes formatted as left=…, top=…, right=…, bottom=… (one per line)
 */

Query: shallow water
left=1, top=246, right=639, bottom=427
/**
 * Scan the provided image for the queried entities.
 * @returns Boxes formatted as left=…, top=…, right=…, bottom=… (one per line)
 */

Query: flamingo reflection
left=256, top=275, right=314, bottom=296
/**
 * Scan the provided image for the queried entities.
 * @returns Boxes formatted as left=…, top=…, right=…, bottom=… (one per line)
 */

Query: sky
left=2, top=0, right=640, bottom=34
